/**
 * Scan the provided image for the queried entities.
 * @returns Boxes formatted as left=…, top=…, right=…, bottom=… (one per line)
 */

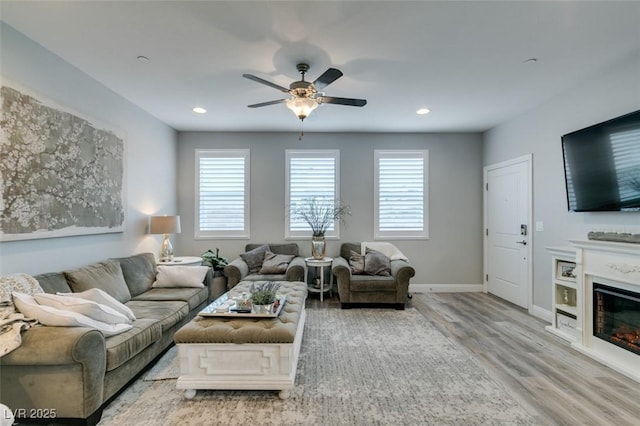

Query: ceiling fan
left=242, top=63, right=367, bottom=122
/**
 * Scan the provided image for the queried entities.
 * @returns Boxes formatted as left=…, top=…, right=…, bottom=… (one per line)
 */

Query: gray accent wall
left=483, top=53, right=640, bottom=314
left=176, top=132, right=483, bottom=286
left=0, top=23, right=178, bottom=275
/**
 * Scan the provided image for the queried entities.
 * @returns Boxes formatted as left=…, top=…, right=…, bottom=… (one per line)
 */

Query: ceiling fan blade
left=242, top=74, right=290, bottom=93
left=318, top=96, right=367, bottom=107
left=247, top=99, right=287, bottom=108
left=313, top=68, right=343, bottom=90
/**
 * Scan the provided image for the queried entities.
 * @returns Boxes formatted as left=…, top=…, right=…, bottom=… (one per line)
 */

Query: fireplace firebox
left=593, top=283, right=640, bottom=356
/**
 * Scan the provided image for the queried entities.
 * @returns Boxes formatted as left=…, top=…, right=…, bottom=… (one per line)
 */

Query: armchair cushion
left=349, top=250, right=364, bottom=274
left=259, top=252, right=295, bottom=274
left=240, top=244, right=270, bottom=273
left=364, top=249, right=391, bottom=276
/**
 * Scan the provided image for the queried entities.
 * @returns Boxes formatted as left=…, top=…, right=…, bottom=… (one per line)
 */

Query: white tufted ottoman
left=173, top=281, right=307, bottom=399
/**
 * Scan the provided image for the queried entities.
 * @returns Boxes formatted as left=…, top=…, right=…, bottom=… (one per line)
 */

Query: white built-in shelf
left=546, top=246, right=578, bottom=342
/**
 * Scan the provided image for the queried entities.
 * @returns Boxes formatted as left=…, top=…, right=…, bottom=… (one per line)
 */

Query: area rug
left=99, top=308, right=537, bottom=425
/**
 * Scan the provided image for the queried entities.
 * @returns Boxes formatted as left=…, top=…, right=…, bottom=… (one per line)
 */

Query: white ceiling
left=2, top=1, right=639, bottom=133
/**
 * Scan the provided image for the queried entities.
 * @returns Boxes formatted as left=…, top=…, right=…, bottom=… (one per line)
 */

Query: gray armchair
left=332, top=243, right=415, bottom=310
left=223, top=243, right=305, bottom=290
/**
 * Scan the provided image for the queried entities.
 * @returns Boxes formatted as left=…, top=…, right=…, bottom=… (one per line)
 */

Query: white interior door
left=484, top=155, right=532, bottom=309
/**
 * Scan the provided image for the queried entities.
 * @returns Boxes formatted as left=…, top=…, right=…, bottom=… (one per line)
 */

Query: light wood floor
left=307, top=291, right=640, bottom=425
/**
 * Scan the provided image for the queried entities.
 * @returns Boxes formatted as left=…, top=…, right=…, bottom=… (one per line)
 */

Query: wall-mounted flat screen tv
left=562, top=109, right=640, bottom=212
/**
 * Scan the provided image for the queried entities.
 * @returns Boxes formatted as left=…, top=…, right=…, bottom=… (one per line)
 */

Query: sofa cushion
left=64, top=261, right=132, bottom=303
left=152, top=265, right=208, bottom=288
left=240, top=244, right=270, bottom=273
left=110, top=253, right=157, bottom=297
left=105, top=318, right=161, bottom=371
left=364, top=249, right=391, bottom=276
left=12, top=292, right=132, bottom=337
left=246, top=243, right=299, bottom=257
left=132, top=287, right=208, bottom=311
left=259, top=252, right=295, bottom=274
left=348, top=275, right=399, bottom=292
left=126, top=300, right=189, bottom=333
left=34, top=293, right=131, bottom=325
left=33, top=272, right=72, bottom=294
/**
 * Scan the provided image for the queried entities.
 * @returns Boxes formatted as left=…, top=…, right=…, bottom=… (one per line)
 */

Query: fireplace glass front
left=593, top=283, right=640, bottom=356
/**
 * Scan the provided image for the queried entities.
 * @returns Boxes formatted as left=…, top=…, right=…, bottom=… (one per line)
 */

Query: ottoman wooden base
left=174, top=281, right=307, bottom=399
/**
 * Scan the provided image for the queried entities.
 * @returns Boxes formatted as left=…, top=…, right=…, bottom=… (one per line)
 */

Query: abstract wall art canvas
left=0, top=81, right=125, bottom=241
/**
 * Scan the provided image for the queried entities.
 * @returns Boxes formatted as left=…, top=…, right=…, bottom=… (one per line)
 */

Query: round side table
left=304, top=257, right=333, bottom=302
left=158, top=256, right=203, bottom=266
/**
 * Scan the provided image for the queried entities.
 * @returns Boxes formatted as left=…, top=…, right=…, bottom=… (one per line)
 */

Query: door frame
left=483, top=153, right=533, bottom=313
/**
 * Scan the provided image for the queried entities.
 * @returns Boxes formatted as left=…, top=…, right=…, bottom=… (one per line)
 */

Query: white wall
left=0, top=23, right=178, bottom=275
left=483, top=52, right=640, bottom=313
left=176, top=131, right=484, bottom=287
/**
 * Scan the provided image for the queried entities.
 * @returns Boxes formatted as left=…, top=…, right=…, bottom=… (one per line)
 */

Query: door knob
left=516, top=240, right=527, bottom=245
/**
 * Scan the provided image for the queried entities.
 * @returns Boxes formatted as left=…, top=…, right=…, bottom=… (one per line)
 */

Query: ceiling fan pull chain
left=298, top=120, right=304, bottom=141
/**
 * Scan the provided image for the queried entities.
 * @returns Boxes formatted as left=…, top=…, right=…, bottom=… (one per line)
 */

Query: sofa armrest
left=332, top=257, right=352, bottom=301
left=0, top=326, right=106, bottom=419
left=285, top=256, right=306, bottom=282
left=390, top=259, right=415, bottom=300
left=223, top=257, right=249, bottom=289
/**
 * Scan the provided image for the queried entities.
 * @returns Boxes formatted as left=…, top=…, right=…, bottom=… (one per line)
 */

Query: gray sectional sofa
left=0, top=252, right=217, bottom=425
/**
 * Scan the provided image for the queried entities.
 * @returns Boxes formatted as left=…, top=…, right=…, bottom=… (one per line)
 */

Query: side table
left=158, top=256, right=203, bottom=266
left=304, top=257, right=333, bottom=302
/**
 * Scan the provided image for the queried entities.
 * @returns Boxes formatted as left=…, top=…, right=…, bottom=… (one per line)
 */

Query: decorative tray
left=198, top=294, right=287, bottom=318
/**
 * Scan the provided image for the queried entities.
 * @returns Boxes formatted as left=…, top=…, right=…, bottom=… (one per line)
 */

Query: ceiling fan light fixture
left=286, top=97, right=318, bottom=121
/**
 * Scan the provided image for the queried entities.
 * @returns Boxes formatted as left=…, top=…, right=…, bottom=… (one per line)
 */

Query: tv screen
left=562, top=110, right=640, bottom=212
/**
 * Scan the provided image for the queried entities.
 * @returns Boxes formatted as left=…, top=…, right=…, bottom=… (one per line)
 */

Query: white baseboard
left=531, top=304, right=552, bottom=323
left=409, top=283, right=484, bottom=293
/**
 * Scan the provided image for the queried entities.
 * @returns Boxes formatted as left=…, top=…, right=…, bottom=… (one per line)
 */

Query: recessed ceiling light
left=416, top=108, right=430, bottom=115
left=192, top=107, right=207, bottom=114
left=137, top=55, right=150, bottom=62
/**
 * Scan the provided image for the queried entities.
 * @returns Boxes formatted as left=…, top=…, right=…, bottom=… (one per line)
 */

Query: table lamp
left=149, top=215, right=181, bottom=262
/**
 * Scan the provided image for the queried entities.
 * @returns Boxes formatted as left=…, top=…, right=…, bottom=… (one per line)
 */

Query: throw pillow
left=0, top=274, right=43, bottom=305
left=259, top=251, right=295, bottom=274
left=12, top=292, right=132, bottom=337
left=34, top=293, right=131, bottom=325
left=110, top=253, right=157, bottom=297
left=57, top=288, right=136, bottom=322
left=152, top=265, right=209, bottom=288
left=364, top=248, right=391, bottom=276
left=349, top=250, right=365, bottom=275
left=240, top=244, right=270, bottom=273
left=64, top=261, right=132, bottom=304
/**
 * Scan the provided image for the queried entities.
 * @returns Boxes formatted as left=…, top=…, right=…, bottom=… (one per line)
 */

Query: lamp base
left=159, top=234, right=174, bottom=262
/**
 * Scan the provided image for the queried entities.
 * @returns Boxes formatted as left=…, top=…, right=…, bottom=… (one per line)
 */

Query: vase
left=253, top=303, right=273, bottom=314
left=311, top=235, right=326, bottom=259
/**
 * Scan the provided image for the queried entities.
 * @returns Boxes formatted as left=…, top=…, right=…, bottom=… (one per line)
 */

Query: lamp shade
left=149, top=215, right=181, bottom=235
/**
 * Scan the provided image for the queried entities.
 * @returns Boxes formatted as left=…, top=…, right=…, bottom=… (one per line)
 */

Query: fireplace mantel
left=569, top=239, right=640, bottom=382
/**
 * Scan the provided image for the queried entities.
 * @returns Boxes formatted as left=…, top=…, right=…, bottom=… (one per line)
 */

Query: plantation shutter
left=375, top=150, right=428, bottom=239
left=196, top=149, right=250, bottom=238
left=286, top=150, right=339, bottom=238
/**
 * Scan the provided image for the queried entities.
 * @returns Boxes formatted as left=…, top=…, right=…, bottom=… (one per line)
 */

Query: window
left=195, top=149, right=250, bottom=239
left=374, top=150, right=428, bottom=239
left=286, top=150, right=340, bottom=238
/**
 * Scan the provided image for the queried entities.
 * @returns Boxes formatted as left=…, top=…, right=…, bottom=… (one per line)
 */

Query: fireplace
left=568, top=239, right=640, bottom=383
left=593, top=283, right=640, bottom=356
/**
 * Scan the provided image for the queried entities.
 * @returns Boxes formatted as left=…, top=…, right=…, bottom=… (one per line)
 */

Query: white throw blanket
left=0, top=274, right=42, bottom=357
left=361, top=242, right=409, bottom=261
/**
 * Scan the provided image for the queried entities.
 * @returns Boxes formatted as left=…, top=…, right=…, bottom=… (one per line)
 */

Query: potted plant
left=250, top=281, right=281, bottom=313
left=201, top=248, right=228, bottom=272
left=291, top=197, right=350, bottom=259
left=202, top=248, right=229, bottom=297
